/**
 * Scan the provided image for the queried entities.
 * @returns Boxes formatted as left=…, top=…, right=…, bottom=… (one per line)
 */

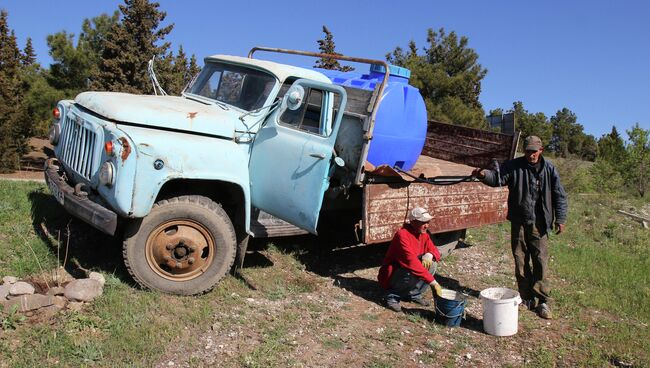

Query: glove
left=421, top=253, right=434, bottom=270
left=430, top=280, right=442, bottom=297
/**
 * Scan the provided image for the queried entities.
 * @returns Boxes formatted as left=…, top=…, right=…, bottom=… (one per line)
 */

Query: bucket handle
left=514, top=296, right=522, bottom=306
left=435, top=300, right=467, bottom=319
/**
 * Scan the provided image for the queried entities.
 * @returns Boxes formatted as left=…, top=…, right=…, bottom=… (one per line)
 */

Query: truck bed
left=362, top=155, right=509, bottom=244
left=361, top=121, right=517, bottom=244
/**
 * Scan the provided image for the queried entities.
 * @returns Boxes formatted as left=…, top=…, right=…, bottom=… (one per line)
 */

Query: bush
left=589, top=160, right=626, bottom=194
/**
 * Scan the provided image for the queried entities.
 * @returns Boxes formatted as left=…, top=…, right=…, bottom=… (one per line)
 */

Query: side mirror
left=283, top=85, right=305, bottom=111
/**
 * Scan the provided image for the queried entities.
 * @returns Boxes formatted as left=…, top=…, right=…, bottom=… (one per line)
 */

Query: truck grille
left=60, top=113, right=99, bottom=180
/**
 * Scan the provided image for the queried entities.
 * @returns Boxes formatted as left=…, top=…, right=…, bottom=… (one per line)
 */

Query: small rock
left=64, top=279, right=103, bottom=302
left=47, top=286, right=65, bottom=296
left=414, top=349, right=423, bottom=355
left=0, top=284, right=10, bottom=300
left=1, top=294, right=55, bottom=312
left=466, top=353, right=472, bottom=359
left=9, top=281, right=35, bottom=296
left=53, top=296, right=67, bottom=308
left=88, top=272, right=105, bottom=287
left=2, top=276, right=18, bottom=285
left=40, top=304, right=63, bottom=317
left=67, top=301, right=84, bottom=312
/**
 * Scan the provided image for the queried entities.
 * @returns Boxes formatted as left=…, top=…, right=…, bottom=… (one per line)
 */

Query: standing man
left=472, top=135, right=567, bottom=319
left=378, top=207, right=442, bottom=312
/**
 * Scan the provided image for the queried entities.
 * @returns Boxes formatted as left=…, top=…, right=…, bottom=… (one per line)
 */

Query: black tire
left=123, top=195, right=236, bottom=295
left=430, top=229, right=466, bottom=259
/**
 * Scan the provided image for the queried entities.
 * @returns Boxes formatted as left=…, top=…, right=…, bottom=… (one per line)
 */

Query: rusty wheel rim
left=145, top=219, right=215, bottom=281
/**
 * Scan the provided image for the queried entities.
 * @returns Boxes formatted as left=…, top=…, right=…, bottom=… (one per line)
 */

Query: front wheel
left=123, top=195, right=236, bottom=295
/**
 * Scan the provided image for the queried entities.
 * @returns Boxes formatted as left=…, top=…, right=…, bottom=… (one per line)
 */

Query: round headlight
left=49, top=123, right=61, bottom=145
left=99, top=161, right=115, bottom=187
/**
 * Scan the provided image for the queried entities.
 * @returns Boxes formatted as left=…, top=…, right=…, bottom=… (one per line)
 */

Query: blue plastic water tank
left=316, top=64, right=427, bottom=171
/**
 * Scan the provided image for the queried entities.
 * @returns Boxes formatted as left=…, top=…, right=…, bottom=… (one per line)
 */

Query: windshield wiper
left=238, top=100, right=279, bottom=122
left=213, top=100, right=229, bottom=111
left=184, top=94, right=229, bottom=110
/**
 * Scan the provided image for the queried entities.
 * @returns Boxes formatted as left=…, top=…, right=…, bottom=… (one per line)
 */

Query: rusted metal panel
left=422, top=120, right=519, bottom=169
left=363, top=182, right=508, bottom=244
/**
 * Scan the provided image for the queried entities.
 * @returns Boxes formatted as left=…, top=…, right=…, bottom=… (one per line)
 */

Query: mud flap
left=233, top=234, right=250, bottom=273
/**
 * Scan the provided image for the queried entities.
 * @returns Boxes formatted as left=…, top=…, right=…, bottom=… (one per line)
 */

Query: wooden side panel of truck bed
left=362, top=121, right=517, bottom=244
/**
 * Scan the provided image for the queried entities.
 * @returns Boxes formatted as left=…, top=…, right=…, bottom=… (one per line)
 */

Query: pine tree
left=625, top=124, right=650, bottom=197
left=509, top=101, right=552, bottom=148
left=187, top=54, right=200, bottom=82
left=22, top=37, right=35, bottom=66
left=0, top=10, right=24, bottom=171
left=157, top=45, right=187, bottom=95
left=548, top=108, right=587, bottom=157
left=314, top=26, right=353, bottom=72
left=387, top=28, right=487, bottom=128
left=47, top=12, right=119, bottom=94
left=598, top=126, right=626, bottom=163
left=91, top=0, right=173, bottom=93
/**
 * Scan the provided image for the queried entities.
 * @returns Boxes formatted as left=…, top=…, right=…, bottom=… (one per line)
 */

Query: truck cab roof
left=205, top=54, right=332, bottom=84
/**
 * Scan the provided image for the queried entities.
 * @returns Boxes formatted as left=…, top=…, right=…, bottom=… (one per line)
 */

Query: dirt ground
left=149, top=230, right=580, bottom=368
left=0, top=137, right=51, bottom=182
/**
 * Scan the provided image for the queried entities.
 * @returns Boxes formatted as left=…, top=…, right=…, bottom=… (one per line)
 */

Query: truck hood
left=75, top=92, right=236, bottom=139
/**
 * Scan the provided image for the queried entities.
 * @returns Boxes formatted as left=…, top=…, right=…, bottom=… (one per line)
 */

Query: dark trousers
left=511, top=221, right=551, bottom=304
left=385, top=262, right=437, bottom=303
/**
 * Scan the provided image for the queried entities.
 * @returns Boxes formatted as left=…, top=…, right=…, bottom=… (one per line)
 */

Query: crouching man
left=377, top=207, right=442, bottom=312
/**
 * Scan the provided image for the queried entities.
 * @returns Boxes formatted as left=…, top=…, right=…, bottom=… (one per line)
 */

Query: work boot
left=521, top=299, right=537, bottom=311
left=410, top=297, right=431, bottom=307
left=537, top=303, right=552, bottom=319
left=386, top=300, right=402, bottom=313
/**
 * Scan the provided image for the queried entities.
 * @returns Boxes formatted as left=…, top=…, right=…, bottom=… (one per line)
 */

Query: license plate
left=48, top=179, right=65, bottom=205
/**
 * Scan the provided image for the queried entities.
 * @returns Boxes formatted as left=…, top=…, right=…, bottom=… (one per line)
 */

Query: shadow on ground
left=28, top=190, right=132, bottom=284
left=244, top=221, right=491, bottom=333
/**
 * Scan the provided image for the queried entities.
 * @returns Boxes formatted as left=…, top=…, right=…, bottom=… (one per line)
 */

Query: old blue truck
left=45, top=47, right=516, bottom=295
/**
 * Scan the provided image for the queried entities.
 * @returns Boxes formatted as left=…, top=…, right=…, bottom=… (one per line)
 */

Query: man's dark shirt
left=482, top=156, right=568, bottom=233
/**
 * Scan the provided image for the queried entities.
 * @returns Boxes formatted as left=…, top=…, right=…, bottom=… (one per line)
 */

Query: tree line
left=315, top=26, right=649, bottom=196
left=1, top=1, right=648, bottom=196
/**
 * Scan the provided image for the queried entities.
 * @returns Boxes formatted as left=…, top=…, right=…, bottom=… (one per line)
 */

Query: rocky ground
left=150, top=232, right=578, bottom=368
left=0, top=271, right=106, bottom=319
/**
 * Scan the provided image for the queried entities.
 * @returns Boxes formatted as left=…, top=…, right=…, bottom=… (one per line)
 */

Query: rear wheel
left=123, top=195, right=236, bottom=295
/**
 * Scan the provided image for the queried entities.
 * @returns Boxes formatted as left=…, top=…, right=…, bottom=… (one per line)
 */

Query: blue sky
left=2, top=0, right=648, bottom=138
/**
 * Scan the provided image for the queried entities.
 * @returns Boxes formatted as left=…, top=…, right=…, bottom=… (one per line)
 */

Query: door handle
left=309, top=153, right=326, bottom=159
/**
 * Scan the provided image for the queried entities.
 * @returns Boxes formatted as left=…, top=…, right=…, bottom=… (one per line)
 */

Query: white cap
left=408, top=207, right=433, bottom=222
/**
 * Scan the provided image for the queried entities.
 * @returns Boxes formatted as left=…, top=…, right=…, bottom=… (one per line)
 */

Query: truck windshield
left=186, top=62, right=276, bottom=111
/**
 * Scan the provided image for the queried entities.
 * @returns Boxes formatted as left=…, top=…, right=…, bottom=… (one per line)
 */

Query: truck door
left=249, top=79, right=347, bottom=234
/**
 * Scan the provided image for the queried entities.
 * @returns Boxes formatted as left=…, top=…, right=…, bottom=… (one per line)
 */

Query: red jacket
left=377, top=224, right=441, bottom=289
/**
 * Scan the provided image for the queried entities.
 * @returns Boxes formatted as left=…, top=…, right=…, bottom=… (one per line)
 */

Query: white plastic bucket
left=479, top=287, right=522, bottom=336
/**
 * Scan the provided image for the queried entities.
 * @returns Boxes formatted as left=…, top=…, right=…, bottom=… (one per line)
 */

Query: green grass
left=0, top=181, right=59, bottom=276
left=0, top=181, right=225, bottom=367
left=470, top=192, right=650, bottom=366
